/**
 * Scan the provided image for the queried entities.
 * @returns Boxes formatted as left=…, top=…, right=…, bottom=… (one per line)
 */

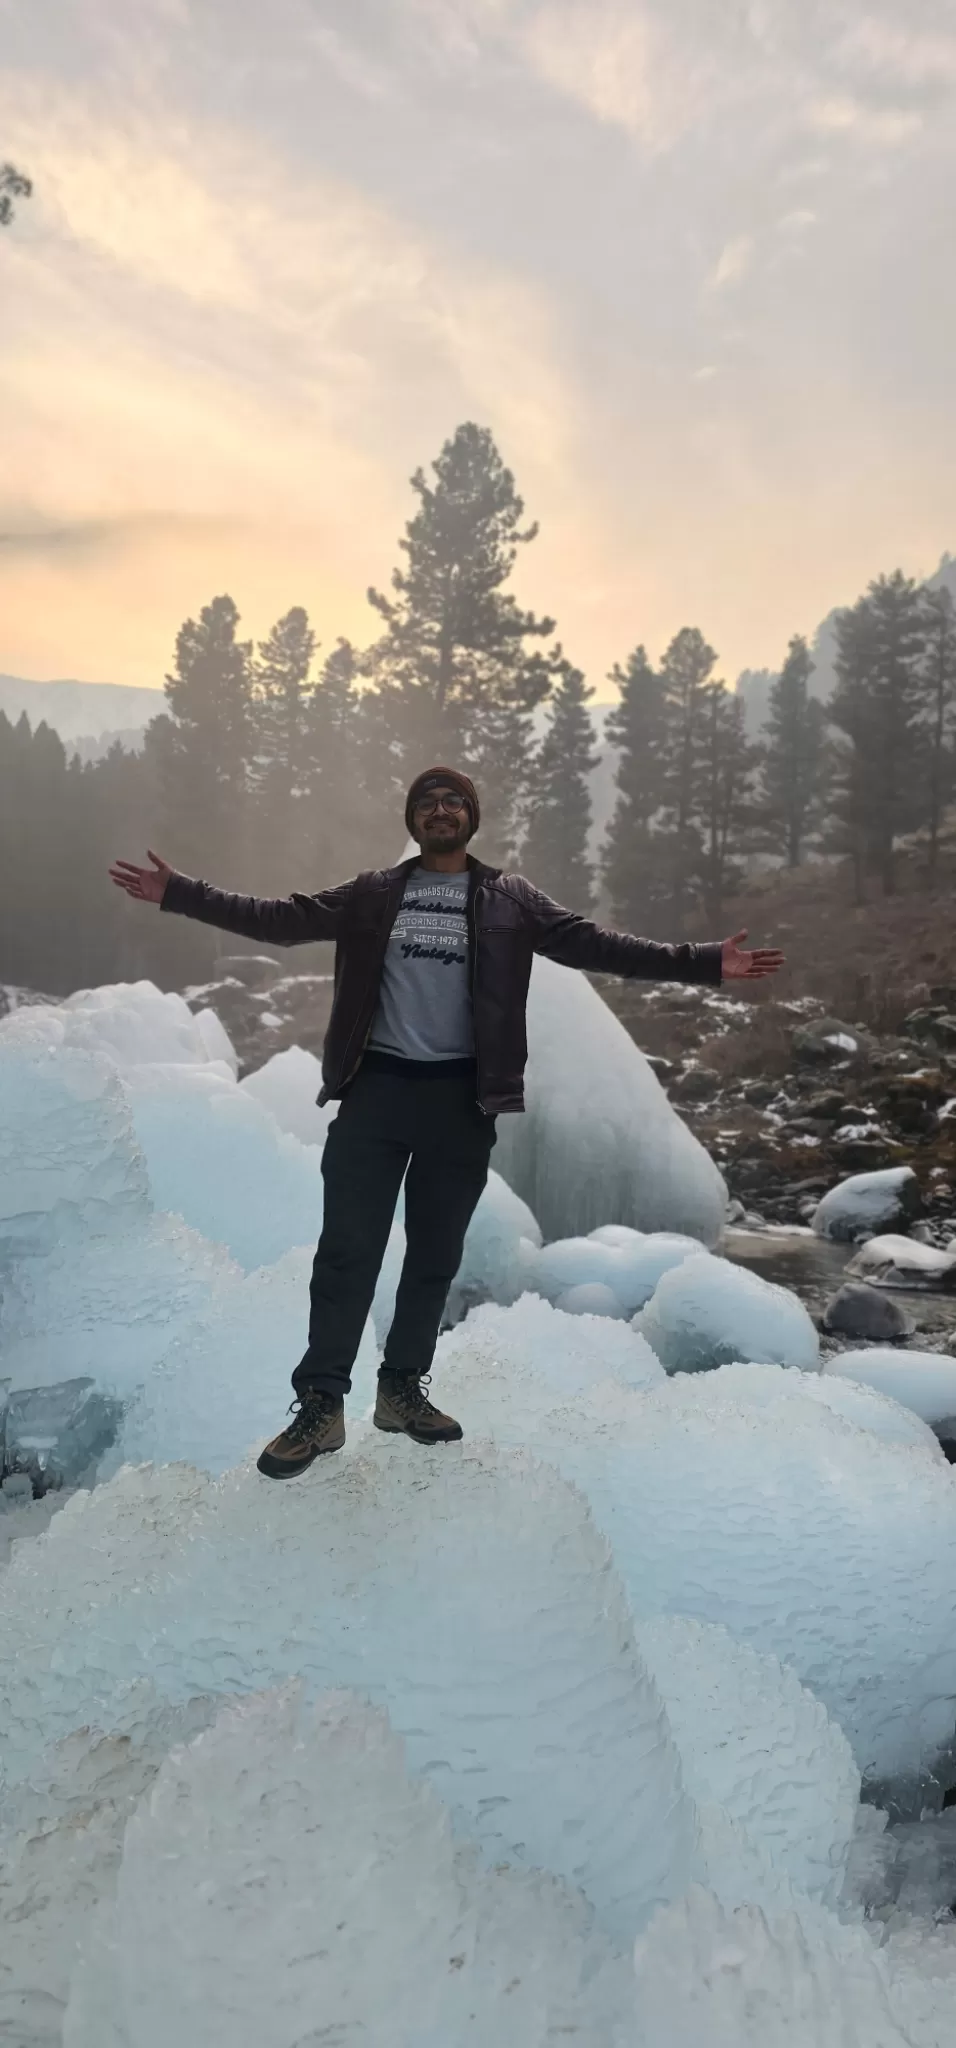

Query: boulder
left=844, top=1234, right=956, bottom=1291
left=672, top=1066, right=721, bottom=1101
left=811, top=1166, right=922, bottom=1243
left=792, top=1018, right=865, bottom=1064
left=821, top=1282, right=915, bottom=1342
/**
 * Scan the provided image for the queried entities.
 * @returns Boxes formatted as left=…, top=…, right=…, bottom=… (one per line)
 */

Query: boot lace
left=384, top=1371, right=438, bottom=1416
left=284, top=1390, right=339, bottom=1444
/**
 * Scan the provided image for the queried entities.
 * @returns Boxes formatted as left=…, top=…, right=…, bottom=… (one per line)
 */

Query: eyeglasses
left=414, top=791, right=467, bottom=816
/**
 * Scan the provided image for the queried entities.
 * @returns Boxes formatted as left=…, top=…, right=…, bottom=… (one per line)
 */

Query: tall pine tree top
left=367, top=422, right=561, bottom=735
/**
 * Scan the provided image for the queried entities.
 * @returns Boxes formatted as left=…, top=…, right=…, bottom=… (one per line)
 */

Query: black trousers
left=293, top=1057, right=497, bottom=1399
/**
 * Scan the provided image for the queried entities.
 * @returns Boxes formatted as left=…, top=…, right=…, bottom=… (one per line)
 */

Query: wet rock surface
left=822, top=1283, right=915, bottom=1343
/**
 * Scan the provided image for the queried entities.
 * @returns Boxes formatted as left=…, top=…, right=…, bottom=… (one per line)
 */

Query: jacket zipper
left=469, top=876, right=487, bottom=1114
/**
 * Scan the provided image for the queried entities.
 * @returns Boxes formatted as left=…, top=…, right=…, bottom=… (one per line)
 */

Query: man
left=110, top=766, right=783, bottom=1477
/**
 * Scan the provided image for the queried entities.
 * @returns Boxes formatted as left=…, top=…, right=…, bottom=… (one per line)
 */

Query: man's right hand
left=109, top=849, right=174, bottom=905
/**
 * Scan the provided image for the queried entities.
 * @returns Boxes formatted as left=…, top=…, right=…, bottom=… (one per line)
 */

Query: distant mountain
left=0, top=675, right=159, bottom=750
left=734, top=553, right=956, bottom=735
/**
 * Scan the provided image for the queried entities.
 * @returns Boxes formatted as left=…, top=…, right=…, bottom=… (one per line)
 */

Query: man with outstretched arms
left=111, top=766, right=783, bottom=1477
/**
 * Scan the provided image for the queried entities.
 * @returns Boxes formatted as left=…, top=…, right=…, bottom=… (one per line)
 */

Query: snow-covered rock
left=634, top=1252, right=820, bottom=1374
left=492, top=953, right=727, bottom=1245
left=812, top=1166, right=922, bottom=1243
left=845, top=1234, right=956, bottom=1290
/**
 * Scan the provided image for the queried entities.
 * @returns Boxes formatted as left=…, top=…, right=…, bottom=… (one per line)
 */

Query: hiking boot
left=256, top=1391, right=345, bottom=1479
left=373, top=1370, right=463, bottom=1445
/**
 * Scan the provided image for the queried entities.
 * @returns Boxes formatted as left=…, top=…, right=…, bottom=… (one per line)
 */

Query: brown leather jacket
left=162, top=855, right=723, bottom=1115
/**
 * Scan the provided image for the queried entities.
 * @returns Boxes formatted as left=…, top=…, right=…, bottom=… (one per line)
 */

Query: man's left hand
left=721, top=929, right=786, bottom=980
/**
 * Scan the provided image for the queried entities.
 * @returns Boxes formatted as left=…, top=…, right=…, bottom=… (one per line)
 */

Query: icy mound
left=637, top=1617, right=860, bottom=1910
left=63, top=1688, right=632, bottom=2048
left=239, top=1044, right=336, bottom=1144
left=572, top=1363, right=956, bottom=1786
left=116, top=1249, right=381, bottom=1471
left=635, top=1252, right=820, bottom=1374
left=439, top=1292, right=666, bottom=1414
left=492, top=953, right=727, bottom=1244
left=0, top=1034, right=240, bottom=1394
left=0, top=1447, right=696, bottom=1940
left=124, top=1062, right=327, bottom=1270
left=0, top=1028, right=149, bottom=1259
left=633, top=1884, right=948, bottom=2048
left=531, top=1226, right=703, bottom=1317
left=825, top=1349, right=956, bottom=1433
left=0, top=978, right=230, bottom=1071
left=0, top=1687, right=219, bottom=2041
left=812, top=1166, right=921, bottom=1243
left=433, top=1326, right=956, bottom=1785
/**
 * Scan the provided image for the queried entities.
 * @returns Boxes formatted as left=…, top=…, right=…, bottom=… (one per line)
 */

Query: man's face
left=412, top=786, right=472, bottom=853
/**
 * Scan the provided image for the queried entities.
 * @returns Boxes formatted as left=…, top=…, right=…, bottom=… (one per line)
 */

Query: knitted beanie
left=404, top=765, right=480, bottom=838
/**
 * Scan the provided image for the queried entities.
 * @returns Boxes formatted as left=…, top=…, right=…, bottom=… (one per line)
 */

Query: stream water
left=725, top=1225, right=956, bottom=1352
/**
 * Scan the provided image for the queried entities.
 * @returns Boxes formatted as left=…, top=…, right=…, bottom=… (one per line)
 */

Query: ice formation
left=0, top=1447, right=698, bottom=1944
left=531, top=1225, right=703, bottom=1316
left=0, top=1026, right=240, bottom=1394
left=5, top=974, right=956, bottom=2043
left=62, top=1688, right=633, bottom=2048
left=825, top=1348, right=956, bottom=1432
left=812, top=1166, right=920, bottom=1242
left=491, top=953, right=727, bottom=1244
left=435, top=1318, right=956, bottom=1785
left=632, top=1885, right=951, bottom=2048
left=634, top=1251, right=821, bottom=1373
left=239, top=1042, right=336, bottom=1144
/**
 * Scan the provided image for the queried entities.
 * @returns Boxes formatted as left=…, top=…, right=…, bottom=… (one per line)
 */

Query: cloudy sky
left=2, top=0, right=955, bottom=696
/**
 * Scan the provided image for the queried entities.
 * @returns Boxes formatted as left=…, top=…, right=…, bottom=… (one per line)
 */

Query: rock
left=2, top=1377, right=124, bottom=1494
left=902, top=1008, right=956, bottom=1050
left=828, top=1128, right=895, bottom=1172
left=872, top=1070, right=946, bottom=1135
left=844, top=1234, right=956, bottom=1291
left=740, top=1079, right=779, bottom=1107
left=792, top=1017, right=863, bottom=1064
left=725, top=1198, right=747, bottom=1224
left=821, top=1283, right=915, bottom=1342
left=672, top=1066, right=721, bottom=1101
left=811, top=1166, right=922, bottom=1243
left=214, top=954, right=285, bottom=987
left=801, top=1090, right=849, bottom=1122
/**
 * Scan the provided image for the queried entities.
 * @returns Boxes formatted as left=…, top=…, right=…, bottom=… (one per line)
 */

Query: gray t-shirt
left=368, top=866, right=474, bottom=1061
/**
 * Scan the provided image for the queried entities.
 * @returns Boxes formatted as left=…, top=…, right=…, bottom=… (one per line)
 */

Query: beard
left=416, top=815, right=471, bottom=854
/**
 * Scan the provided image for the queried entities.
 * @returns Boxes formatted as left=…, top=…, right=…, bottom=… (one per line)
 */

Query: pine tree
left=251, top=606, right=316, bottom=806
left=249, top=606, right=318, bottom=883
left=757, top=634, right=828, bottom=867
left=299, top=638, right=364, bottom=873
left=365, top=423, right=563, bottom=860
left=920, top=586, right=956, bottom=884
left=696, top=683, right=758, bottom=922
left=161, top=594, right=253, bottom=877
left=829, top=573, right=927, bottom=897
left=601, top=645, right=669, bottom=931
left=0, top=163, right=31, bottom=227
left=656, top=627, right=718, bottom=924
left=522, top=665, right=598, bottom=908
